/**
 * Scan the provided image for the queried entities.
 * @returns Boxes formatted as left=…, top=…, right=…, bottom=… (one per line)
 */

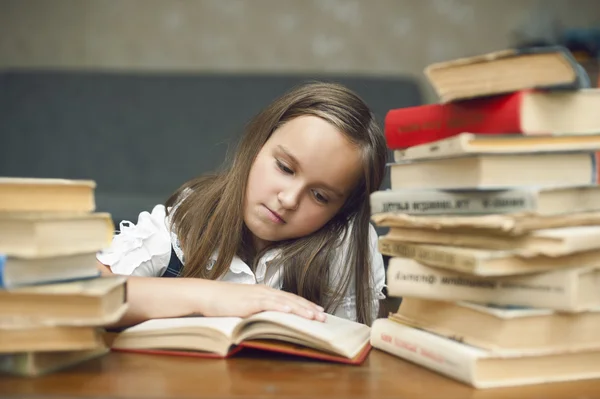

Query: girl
left=97, top=82, right=387, bottom=326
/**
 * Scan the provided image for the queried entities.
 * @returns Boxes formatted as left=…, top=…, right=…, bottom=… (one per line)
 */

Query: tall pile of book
left=369, top=46, right=600, bottom=389
left=0, top=177, right=127, bottom=376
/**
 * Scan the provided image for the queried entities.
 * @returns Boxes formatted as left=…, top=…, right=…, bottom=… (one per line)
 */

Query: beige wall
left=1, top=0, right=599, bottom=99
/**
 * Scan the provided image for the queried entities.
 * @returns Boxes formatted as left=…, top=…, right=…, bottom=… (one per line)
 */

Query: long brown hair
left=166, top=82, right=387, bottom=325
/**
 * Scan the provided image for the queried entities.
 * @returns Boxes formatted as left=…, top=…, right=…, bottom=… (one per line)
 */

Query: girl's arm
left=98, top=262, right=326, bottom=326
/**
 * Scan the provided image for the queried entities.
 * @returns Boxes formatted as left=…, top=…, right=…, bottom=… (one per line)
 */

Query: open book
left=110, top=311, right=371, bottom=365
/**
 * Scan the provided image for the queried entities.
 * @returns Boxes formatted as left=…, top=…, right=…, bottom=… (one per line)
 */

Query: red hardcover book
left=385, top=89, right=600, bottom=149
left=111, top=341, right=372, bottom=365
left=108, top=311, right=372, bottom=365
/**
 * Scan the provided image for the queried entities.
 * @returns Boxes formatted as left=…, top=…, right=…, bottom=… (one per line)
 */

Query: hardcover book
left=384, top=89, right=600, bottom=149
left=424, top=46, right=589, bottom=103
left=371, top=318, right=600, bottom=389
left=393, top=298, right=600, bottom=353
left=111, top=311, right=372, bottom=365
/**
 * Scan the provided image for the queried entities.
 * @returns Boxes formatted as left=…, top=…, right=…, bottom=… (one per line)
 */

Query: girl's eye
left=312, top=190, right=329, bottom=204
left=276, top=160, right=294, bottom=175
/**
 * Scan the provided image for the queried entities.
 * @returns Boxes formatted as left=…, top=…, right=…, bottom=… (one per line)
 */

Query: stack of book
left=369, top=46, right=600, bottom=389
left=0, top=177, right=127, bottom=376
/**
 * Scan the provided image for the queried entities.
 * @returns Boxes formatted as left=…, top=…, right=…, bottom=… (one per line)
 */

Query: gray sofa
left=0, top=70, right=423, bottom=224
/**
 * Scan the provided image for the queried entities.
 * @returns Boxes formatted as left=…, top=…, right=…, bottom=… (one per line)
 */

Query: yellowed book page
left=395, top=133, right=600, bottom=161
left=522, top=89, right=600, bottom=134
left=386, top=225, right=600, bottom=256
left=0, top=177, right=96, bottom=187
left=386, top=258, right=598, bottom=310
left=235, top=311, right=370, bottom=358
left=0, top=178, right=96, bottom=213
left=373, top=211, right=600, bottom=236
left=120, top=317, right=242, bottom=339
left=5, top=275, right=126, bottom=296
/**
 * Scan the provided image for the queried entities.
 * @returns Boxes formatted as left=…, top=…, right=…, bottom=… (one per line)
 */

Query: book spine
left=378, top=239, right=480, bottom=274
left=0, top=254, right=5, bottom=288
left=386, top=259, right=581, bottom=311
left=370, top=319, right=478, bottom=387
left=370, top=189, right=538, bottom=216
left=384, top=93, right=523, bottom=149
left=593, top=152, right=599, bottom=184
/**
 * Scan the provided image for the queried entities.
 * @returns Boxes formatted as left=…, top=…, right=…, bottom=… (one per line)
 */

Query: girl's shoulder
left=97, top=204, right=173, bottom=276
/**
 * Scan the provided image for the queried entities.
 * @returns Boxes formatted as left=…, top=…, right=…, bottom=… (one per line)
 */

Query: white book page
left=241, top=311, right=370, bottom=356
left=122, top=317, right=242, bottom=338
left=535, top=225, right=600, bottom=238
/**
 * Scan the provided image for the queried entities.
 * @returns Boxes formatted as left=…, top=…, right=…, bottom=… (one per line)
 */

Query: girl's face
left=244, top=115, right=363, bottom=252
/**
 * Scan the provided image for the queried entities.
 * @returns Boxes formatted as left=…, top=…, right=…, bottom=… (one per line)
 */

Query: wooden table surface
left=1, top=348, right=600, bottom=399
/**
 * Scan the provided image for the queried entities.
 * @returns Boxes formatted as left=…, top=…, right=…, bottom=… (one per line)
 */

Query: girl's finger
left=276, top=290, right=324, bottom=312
left=260, top=298, right=326, bottom=322
left=279, top=299, right=326, bottom=322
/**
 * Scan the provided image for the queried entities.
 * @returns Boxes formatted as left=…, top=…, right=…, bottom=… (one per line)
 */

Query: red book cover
left=385, top=92, right=525, bottom=149
left=111, top=340, right=371, bottom=365
left=112, top=345, right=244, bottom=359
left=239, top=340, right=372, bottom=365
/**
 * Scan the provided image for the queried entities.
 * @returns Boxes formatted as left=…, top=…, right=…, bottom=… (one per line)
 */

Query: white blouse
left=97, top=204, right=386, bottom=322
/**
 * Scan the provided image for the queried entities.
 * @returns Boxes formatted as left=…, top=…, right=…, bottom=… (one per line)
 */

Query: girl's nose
left=277, top=186, right=301, bottom=211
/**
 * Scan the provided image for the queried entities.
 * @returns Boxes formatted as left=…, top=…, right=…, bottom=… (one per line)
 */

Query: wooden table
left=1, top=348, right=600, bottom=399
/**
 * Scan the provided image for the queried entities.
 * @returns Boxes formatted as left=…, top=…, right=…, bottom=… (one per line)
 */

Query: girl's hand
left=198, top=280, right=327, bottom=322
